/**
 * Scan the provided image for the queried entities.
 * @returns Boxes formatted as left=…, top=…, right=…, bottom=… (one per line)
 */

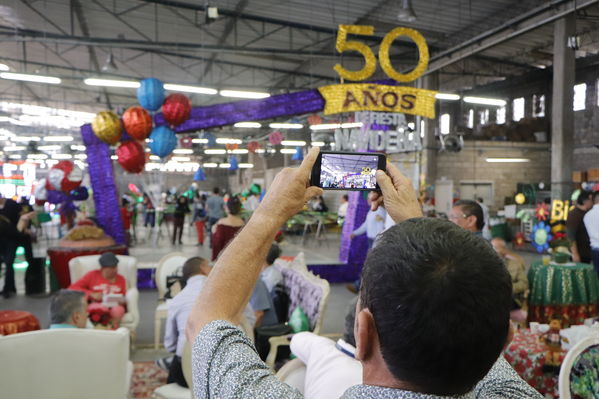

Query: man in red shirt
left=69, top=252, right=127, bottom=328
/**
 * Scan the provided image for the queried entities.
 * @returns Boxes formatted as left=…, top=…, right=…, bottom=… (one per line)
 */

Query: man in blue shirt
left=49, top=290, right=88, bottom=329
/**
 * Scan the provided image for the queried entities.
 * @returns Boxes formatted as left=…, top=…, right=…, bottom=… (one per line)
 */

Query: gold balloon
left=92, top=111, right=122, bottom=145
left=515, top=193, right=526, bottom=205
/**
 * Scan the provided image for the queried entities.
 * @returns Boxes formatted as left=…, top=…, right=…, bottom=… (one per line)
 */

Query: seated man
left=49, top=289, right=88, bottom=329
left=449, top=199, right=486, bottom=236
left=69, top=252, right=127, bottom=329
left=186, top=148, right=542, bottom=399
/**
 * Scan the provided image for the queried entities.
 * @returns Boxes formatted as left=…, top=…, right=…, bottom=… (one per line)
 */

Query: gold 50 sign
left=333, top=25, right=429, bottom=83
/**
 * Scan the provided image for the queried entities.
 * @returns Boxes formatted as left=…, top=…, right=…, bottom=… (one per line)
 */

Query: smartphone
left=310, top=151, right=386, bottom=191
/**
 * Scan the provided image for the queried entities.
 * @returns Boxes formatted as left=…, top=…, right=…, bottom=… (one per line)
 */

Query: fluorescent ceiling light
left=53, top=154, right=73, bottom=160
left=203, top=163, right=218, bottom=168
left=234, top=122, right=261, bottom=128
left=239, top=163, right=254, bottom=168
left=39, top=145, right=62, bottom=151
left=0, top=64, right=9, bottom=71
left=280, top=148, right=297, bottom=154
left=9, top=154, right=22, bottom=159
left=204, top=149, right=226, bottom=155
left=220, top=90, right=270, bottom=99
left=216, top=138, right=242, bottom=144
left=4, top=145, right=25, bottom=151
left=44, top=136, right=74, bottom=142
left=311, top=141, right=325, bottom=147
left=436, top=93, right=461, bottom=101
left=84, top=78, right=140, bottom=88
left=74, top=154, right=87, bottom=159
left=111, top=155, right=118, bottom=160
left=463, top=96, right=506, bottom=106
left=269, top=123, right=303, bottom=129
left=172, top=156, right=191, bottom=162
left=192, top=138, right=208, bottom=144
left=341, top=122, right=363, bottom=128
left=309, top=122, right=363, bottom=131
left=281, top=140, right=306, bottom=146
left=173, top=149, right=193, bottom=154
left=11, top=136, right=40, bottom=142
left=27, top=154, right=48, bottom=159
left=229, top=149, right=248, bottom=154
left=219, top=163, right=231, bottom=168
left=149, top=155, right=161, bottom=160
left=70, top=145, right=86, bottom=151
left=485, top=158, right=530, bottom=163
left=164, top=83, right=217, bottom=95
left=0, top=72, right=61, bottom=84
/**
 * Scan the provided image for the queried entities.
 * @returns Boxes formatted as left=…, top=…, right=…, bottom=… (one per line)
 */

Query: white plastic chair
left=69, top=254, right=140, bottom=337
left=154, top=252, right=189, bottom=349
left=0, top=327, right=132, bottom=399
left=558, top=327, right=599, bottom=399
left=276, top=358, right=306, bottom=394
left=153, top=342, right=193, bottom=399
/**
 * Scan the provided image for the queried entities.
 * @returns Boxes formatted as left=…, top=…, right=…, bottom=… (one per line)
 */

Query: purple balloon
left=47, top=190, right=68, bottom=204
left=70, top=186, right=89, bottom=201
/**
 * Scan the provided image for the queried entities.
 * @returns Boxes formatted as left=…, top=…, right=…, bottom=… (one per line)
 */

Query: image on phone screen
left=320, top=153, right=380, bottom=190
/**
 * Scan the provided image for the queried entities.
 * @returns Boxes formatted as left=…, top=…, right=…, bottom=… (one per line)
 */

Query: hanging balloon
left=122, top=106, right=153, bottom=140
left=307, top=114, right=323, bottom=126
left=249, top=183, right=261, bottom=195
left=162, top=93, right=192, bottom=126
left=193, top=167, right=206, bottom=181
left=268, top=131, right=284, bottom=145
left=149, top=126, right=178, bottom=158
left=229, top=155, right=239, bottom=171
left=292, top=146, right=304, bottom=161
left=137, top=78, right=165, bottom=111
left=247, top=141, right=261, bottom=153
left=180, top=136, right=193, bottom=148
left=116, top=140, right=146, bottom=173
left=225, top=143, right=239, bottom=151
left=515, top=193, right=526, bottom=205
left=203, top=132, right=217, bottom=147
left=34, top=178, right=48, bottom=205
left=92, top=111, right=122, bottom=145
left=48, top=161, right=83, bottom=193
left=70, top=186, right=89, bottom=201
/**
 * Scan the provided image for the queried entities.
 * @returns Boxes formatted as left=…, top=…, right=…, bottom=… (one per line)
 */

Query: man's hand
left=255, top=147, right=323, bottom=222
left=90, top=292, right=103, bottom=301
left=371, top=162, right=423, bottom=223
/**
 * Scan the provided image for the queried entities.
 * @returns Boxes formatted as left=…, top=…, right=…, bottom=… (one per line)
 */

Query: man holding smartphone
left=186, top=147, right=540, bottom=399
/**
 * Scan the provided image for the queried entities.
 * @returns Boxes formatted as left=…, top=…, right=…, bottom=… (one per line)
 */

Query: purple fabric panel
left=307, top=263, right=361, bottom=283
left=279, top=267, right=324, bottom=331
left=81, top=124, right=126, bottom=245
left=137, top=269, right=156, bottom=289
left=155, top=90, right=326, bottom=132
left=339, top=191, right=369, bottom=263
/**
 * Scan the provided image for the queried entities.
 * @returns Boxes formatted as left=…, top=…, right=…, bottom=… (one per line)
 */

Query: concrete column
left=419, top=72, right=439, bottom=187
left=551, top=15, right=575, bottom=200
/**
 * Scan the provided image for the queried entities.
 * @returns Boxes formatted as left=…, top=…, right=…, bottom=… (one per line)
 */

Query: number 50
left=333, top=25, right=429, bottom=83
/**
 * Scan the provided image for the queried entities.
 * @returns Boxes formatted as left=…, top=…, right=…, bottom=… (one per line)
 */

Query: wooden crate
left=573, top=171, right=587, bottom=183
left=588, top=168, right=599, bottom=181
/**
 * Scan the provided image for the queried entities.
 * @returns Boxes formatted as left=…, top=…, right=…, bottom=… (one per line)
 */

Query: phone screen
left=319, top=153, right=380, bottom=190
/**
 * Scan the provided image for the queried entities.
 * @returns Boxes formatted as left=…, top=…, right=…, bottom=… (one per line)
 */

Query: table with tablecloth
left=47, top=245, right=128, bottom=289
left=527, top=261, right=599, bottom=327
left=0, top=311, right=41, bottom=336
left=504, top=328, right=565, bottom=397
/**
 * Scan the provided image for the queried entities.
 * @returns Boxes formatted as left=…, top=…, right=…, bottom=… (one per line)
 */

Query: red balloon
left=122, top=106, right=153, bottom=140
left=116, top=140, right=146, bottom=174
left=162, top=93, right=191, bottom=126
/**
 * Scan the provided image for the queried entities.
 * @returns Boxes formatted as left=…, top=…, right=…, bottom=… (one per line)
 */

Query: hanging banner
left=318, top=84, right=437, bottom=117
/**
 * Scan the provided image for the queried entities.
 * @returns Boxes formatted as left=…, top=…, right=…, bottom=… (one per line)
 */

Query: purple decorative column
left=339, top=191, right=369, bottom=280
left=81, top=124, right=126, bottom=245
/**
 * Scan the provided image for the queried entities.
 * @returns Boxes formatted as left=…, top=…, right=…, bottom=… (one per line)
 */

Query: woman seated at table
left=68, top=252, right=127, bottom=329
left=212, top=196, right=245, bottom=261
left=491, top=238, right=528, bottom=317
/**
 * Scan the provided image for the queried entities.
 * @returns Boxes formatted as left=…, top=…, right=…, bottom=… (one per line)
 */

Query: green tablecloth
left=528, top=261, right=599, bottom=306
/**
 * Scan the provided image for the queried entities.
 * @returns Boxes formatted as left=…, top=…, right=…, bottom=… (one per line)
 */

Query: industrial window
left=573, top=83, right=586, bottom=111
left=512, top=97, right=525, bottom=121
left=467, top=109, right=474, bottom=129
left=496, top=106, right=506, bottom=124
left=479, top=109, right=489, bottom=125
left=532, top=94, right=545, bottom=117
left=440, top=113, right=450, bottom=134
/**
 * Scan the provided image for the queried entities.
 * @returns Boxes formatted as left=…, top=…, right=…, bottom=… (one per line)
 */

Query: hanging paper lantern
left=116, top=140, right=146, bottom=173
left=149, top=126, right=178, bottom=158
left=122, top=106, right=153, bottom=140
left=515, top=193, right=526, bottom=205
left=268, top=131, right=284, bottom=145
left=292, top=146, right=304, bottom=161
left=307, top=114, right=322, bottom=126
left=34, top=178, right=48, bottom=205
left=193, top=167, right=206, bottom=181
left=229, top=155, right=239, bottom=170
left=48, top=161, right=83, bottom=193
left=137, top=78, right=165, bottom=111
left=70, top=186, right=89, bottom=201
left=162, top=93, right=192, bottom=126
left=225, top=143, right=239, bottom=151
left=247, top=141, right=261, bottom=153
left=535, top=202, right=550, bottom=221
left=203, top=132, right=217, bottom=147
left=531, top=222, right=552, bottom=253
left=92, top=111, right=122, bottom=145
left=180, top=136, right=193, bottom=148
left=514, top=232, right=526, bottom=248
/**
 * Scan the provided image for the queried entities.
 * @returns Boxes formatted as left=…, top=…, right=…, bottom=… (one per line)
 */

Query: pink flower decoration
left=268, top=131, right=283, bottom=145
